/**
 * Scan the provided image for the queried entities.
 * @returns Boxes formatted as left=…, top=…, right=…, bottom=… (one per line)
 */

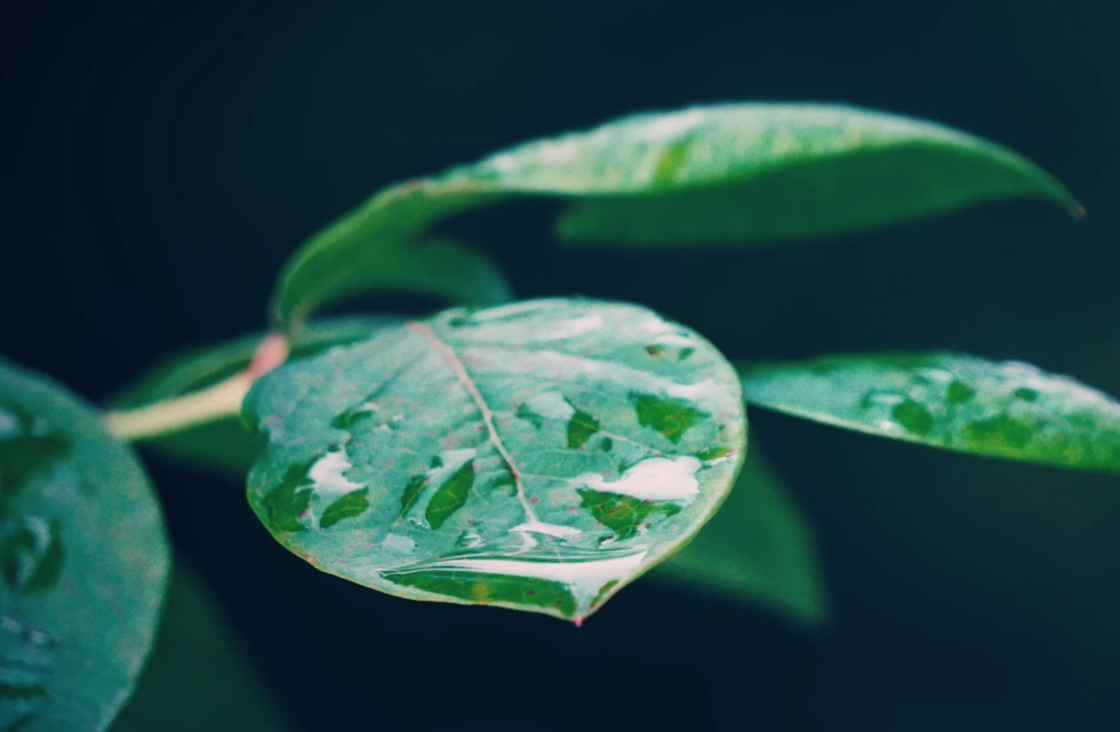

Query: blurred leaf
left=655, top=449, right=829, bottom=627
left=114, top=316, right=403, bottom=473
left=276, top=236, right=513, bottom=337
left=112, top=567, right=293, bottom=732
left=740, top=353, right=1120, bottom=474
left=0, top=358, right=169, bottom=732
left=245, top=299, right=746, bottom=622
left=273, top=103, right=1078, bottom=332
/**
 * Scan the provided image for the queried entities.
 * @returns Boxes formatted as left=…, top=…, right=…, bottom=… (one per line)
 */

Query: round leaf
left=739, top=353, right=1120, bottom=474
left=0, top=358, right=170, bottom=731
left=244, top=299, right=747, bottom=622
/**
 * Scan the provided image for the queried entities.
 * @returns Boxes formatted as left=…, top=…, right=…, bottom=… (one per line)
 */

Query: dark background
left=4, top=1, right=1120, bottom=729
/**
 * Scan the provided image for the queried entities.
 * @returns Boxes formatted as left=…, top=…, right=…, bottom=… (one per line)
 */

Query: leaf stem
left=106, top=331, right=292, bottom=442
left=105, top=373, right=252, bottom=441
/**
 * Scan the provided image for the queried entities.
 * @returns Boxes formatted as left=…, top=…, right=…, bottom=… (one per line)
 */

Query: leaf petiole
left=106, top=332, right=291, bottom=441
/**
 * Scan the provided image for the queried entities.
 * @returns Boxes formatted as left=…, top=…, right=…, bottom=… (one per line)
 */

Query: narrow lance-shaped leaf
left=739, top=353, right=1120, bottom=474
left=113, top=316, right=404, bottom=473
left=655, top=449, right=829, bottom=627
left=244, top=299, right=746, bottom=622
left=273, top=103, right=1079, bottom=332
left=0, top=358, right=170, bottom=732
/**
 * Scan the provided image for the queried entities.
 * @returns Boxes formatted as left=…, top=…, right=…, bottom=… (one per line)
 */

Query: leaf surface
left=740, top=353, right=1120, bottom=474
left=655, top=450, right=829, bottom=626
left=245, top=299, right=746, bottom=621
left=273, top=104, right=1078, bottom=331
left=0, top=358, right=169, bottom=731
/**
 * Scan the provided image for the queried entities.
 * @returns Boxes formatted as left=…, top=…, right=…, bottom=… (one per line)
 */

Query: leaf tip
left=573, top=616, right=584, bottom=628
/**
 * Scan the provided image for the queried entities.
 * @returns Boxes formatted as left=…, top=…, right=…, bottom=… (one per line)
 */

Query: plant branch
left=105, top=373, right=252, bottom=441
left=106, top=331, right=291, bottom=442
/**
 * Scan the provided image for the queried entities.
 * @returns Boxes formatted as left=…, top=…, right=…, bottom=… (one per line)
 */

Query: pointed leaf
left=244, top=299, right=747, bottom=622
left=654, top=450, right=829, bottom=627
left=740, top=354, right=1120, bottom=474
left=273, top=104, right=1078, bottom=331
left=0, top=358, right=170, bottom=731
left=114, top=316, right=403, bottom=473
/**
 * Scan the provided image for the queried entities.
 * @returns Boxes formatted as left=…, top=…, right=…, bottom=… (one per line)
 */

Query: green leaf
left=273, top=104, right=1078, bottom=331
left=112, top=567, right=294, bottom=732
left=654, top=449, right=829, bottom=627
left=244, top=299, right=747, bottom=622
left=0, top=358, right=170, bottom=732
left=739, top=353, right=1120, bottom=474
left=115, top=316, right=403, bottom=473
left=275, top=236, right=513, bottom=337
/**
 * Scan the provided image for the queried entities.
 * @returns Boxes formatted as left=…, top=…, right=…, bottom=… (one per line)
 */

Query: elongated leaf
left=655, top=450, right=829, bottom=627
left=115, top=316, right=402, bottom=473
left=740, top=354, right=1120, bottom=474
left=273, top=104, right=1078, bottom=331
left=245, top=299, right=746, bottom=622
left=278, top=236, right=513, bottom=337
left=113, top=567, right=293, bottom=732
left=0, top=358, right=169, bottom=731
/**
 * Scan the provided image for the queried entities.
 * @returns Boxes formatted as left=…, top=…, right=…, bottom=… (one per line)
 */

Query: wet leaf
left=273, top=104, right=1078, bottom=331
left=115, top=316, right=403, bottom=474
left=112, top=567, right=293, bottom=732
left=0, top=358, right=169, bottom=732
left=244, top=299, right=746, bottom=622
left=655, top=450, right=829, bottom=627
left=739, top=354, right=1120, bottom=474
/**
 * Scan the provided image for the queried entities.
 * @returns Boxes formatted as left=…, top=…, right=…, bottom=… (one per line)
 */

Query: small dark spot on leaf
left=677, top=347, right=695, bottom=361
left=963, top=415, right=1035, bottom=450
left=566, top=407, right=601, bottom=449
left=946, top=380, right=976, bottom=405
left=515, top=404, right=543, bottom=429
left=1014, top=388, right=1040, bottom=402
left=400, top=474, right=428, bottom=517
left=630, top=393, right=707, bottom=444
left=320, top=488, right=371, bottom=529
left=430, top=455, right=443, bottom=468
left=891, top=400, right=935, bottom=436
left=425, top=461, right=475, bottom=529
left=694, top=447, right=729, bottom=461
left=578, top=489, right=681, bottom=540
left=262, top=462, right=315, bottom=533
left=600, top=437, right=613, bottom=452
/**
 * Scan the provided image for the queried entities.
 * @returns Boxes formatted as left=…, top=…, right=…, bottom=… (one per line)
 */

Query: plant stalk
left=106, top=331, right=291, bottom=442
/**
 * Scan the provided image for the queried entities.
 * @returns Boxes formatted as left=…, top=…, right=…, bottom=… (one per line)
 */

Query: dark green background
left=3, top=1, right=1119, bottom=729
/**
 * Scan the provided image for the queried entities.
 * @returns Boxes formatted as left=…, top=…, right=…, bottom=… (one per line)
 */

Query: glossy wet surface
left=246, top=299, right=746, bottom=620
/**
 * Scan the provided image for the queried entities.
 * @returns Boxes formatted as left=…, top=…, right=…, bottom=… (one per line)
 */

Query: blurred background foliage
left=2, top=0, right=1119, bottom=728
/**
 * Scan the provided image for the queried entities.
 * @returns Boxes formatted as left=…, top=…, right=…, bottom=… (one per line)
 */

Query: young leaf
left=740, top=354, right=1120, bottom=474
left=0, top=358, right=170, bottom=732
left=244, top=299, right=746, bottom=622
left=654, top=450, right=829, bottom=627
left=273, top=104, right=1078, bottom=331
left=114, top=316, right=403, bottom=473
